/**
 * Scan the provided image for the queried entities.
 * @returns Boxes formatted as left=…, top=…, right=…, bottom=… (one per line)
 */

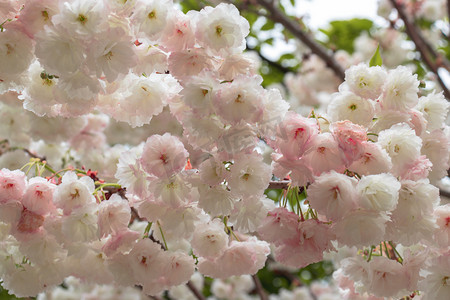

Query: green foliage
left=259, top=62, right=286, bottom=87
left=0, top=287, right=22, bottom=300
left=257, top=261, right=335, bottom=294
left=319, top=18, right=373, bottom=53
left=369, top=44, right=383, bottom=67
left=297, top=261, right=335, bottom=285
left=178, top=0, right=206, bottom=13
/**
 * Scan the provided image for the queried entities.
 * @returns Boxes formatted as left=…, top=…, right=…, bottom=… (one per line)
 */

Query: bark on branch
left=389, top=0, right=450, bottom=99
left=251, top=274, right=269, bottom=300
left=253, top=0, right=345, bottom=81
left=186, top=281, right=206, bottom=300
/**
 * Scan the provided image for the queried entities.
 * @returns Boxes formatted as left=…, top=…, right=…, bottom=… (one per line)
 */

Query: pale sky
left=294, top=0, right=381, bottom=29
left=261, top=0, right=383, bottom=60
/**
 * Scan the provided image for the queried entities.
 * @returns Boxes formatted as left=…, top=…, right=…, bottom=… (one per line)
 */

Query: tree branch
left=448, top=0, right=450, bottom=36
left=389, top=0, right=450, bottom=99
left=251, top=274, right=269, bottom=300
left=186, top=281, right=206, bottom=300
left=253, top=0, right=345, bottom=81
left=439, top=187, right=450, bottom=199
left=268, top=180, right=291, bottom=189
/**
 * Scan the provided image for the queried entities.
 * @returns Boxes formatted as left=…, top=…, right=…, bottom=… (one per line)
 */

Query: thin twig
left=186, top=281, right=206, bottom=300
left=251, top=274, right=269, bottom=300
left=22, top=148, right=46, bottom=161
left=254, top=0, right=345, bottom=81
left=389, top=0, right=450, bottom=99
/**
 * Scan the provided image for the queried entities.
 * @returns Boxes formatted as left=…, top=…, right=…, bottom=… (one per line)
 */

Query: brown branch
left=389, top=0, right=450, bottom=100
left=253, top=0, right=345, bottom=81
left=186, top=281, right=206, bottom=300
left=448, top=0, right=450, bottom=37
left=268, top=180, right=291, bottom=189
left=439, top=187, right=450, bottom=199
left=251, top=274, right=269, bottom=300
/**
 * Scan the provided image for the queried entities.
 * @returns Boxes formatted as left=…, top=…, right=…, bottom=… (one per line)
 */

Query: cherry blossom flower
left=140, top=133, right=188, bottom=179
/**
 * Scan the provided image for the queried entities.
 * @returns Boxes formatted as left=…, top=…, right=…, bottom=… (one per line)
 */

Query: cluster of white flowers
left=0, top=0, right=449, bottom=299
left=269, top=62, right=450, bottom=299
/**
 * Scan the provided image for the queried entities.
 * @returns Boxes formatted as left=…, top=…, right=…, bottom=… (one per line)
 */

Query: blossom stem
left=229, top=227, right=241, bottom=242
left=388, top=241, right=404, bottom=263
left=294, top=187, right=304, bottom=220
left=367, top=245, right=375, bottom=262
left=24, top=162, right=35, bottom=175
left=93, top=183, right=122, bottom=195
left=44, top=164, right=62, bottom=178
left=143, top=222, right=153, bottom=238
left=281, top=188, right=288, bottom=207
left=252, top=274, right=269, bottom=300
left=157, top=221, right=169, bottom=250
left=383, top=242, right=391, bottom=259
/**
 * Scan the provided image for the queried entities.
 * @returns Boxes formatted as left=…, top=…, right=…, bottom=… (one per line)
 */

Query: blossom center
left=77, top=14, right=88, bottom=25
left=216, top=25, right=223, bottom=36
left=160, top=154, right=168, bottom=164
left=70, top=188, right=80, bottom=199
left=294, top=127, right=305, bottom=139
left=242, top=173, right=250, bottom=181
left=148, top=10, right=156, bottom=19
left=5, top=44, right=13, bottom=55
left=104, top=51, right=113, bottom=60
left=359, top=78, right=367, bottom=88
left=41, top=10, right=49, bottom=21
left=317, top=147, right=326, bottom=154
left=235, top=94, right=243, bottom=103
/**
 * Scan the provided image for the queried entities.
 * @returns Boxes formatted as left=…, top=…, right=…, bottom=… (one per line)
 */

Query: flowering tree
left=0, top=0, right=450, bottom=299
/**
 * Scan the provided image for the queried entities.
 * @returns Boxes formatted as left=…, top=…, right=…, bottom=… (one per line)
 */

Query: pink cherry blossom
left=140, top=133, right=189, bottom=179
left=274, top=111, right=319, bottom=160
left=330, top=120, right=368, bottom=166
left=97, top=194, right=131, bottom=237
left=274, top=219, right=335, bottom=268
left=21, top=177, right=56, bottom=215
left=0, top=168, right=27, bottom=204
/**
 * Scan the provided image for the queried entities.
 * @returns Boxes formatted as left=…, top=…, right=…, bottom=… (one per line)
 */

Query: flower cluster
left=267, top=63, right=450, bottom=298
left=0, top=0, right=449, bottom=299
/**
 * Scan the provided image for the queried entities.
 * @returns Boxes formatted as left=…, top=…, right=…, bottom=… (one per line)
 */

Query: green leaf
left=369, top=44, right=383, bottom=67
left=260, top=20, right=275, bottom=31
left=318, top=18, right=373, bottom=53
left=279, top=53, right=295, bottom=61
